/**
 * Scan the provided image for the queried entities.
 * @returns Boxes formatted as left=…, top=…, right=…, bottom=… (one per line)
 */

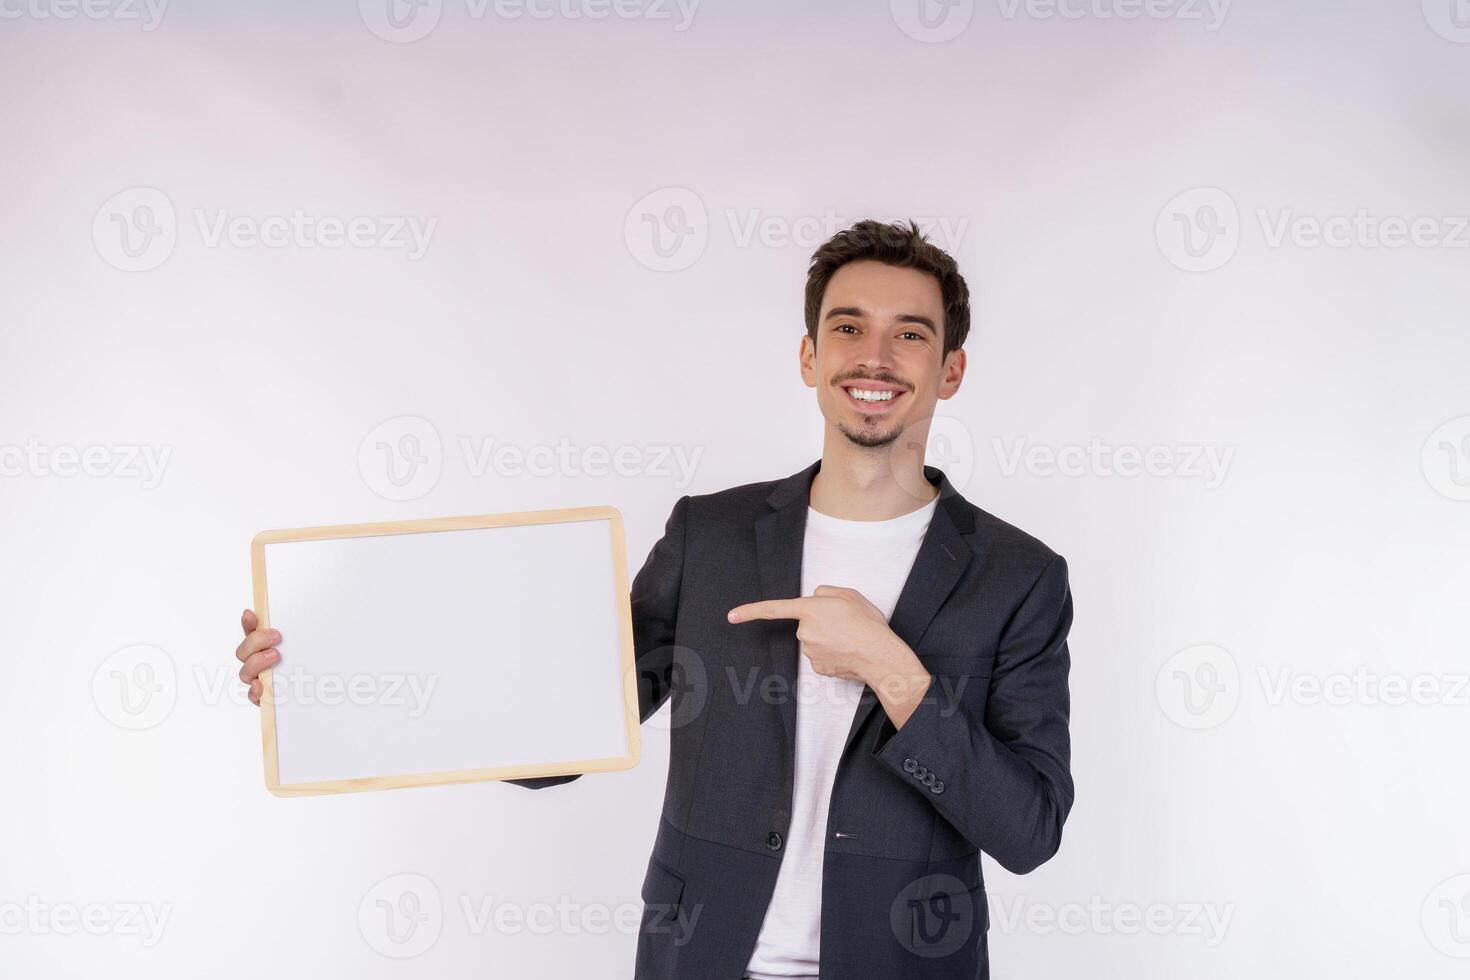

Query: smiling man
left=234, top=218, right=1075, bottom=979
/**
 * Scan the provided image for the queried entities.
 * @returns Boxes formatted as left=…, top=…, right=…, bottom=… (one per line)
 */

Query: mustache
left=836, top=374, right=908, bottom=389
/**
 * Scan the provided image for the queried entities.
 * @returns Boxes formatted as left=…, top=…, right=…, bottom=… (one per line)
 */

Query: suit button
left=915, top=765, right=929, bottom=780
left=902, top=758, right=918, bottom=774
left=766, top=831, right=783, bottom=852
left=931, top=781, right=944, bottom=794
left=922, top=772, right=935, bottom=786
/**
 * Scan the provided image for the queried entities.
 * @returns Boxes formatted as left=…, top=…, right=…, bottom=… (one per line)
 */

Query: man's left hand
left=727, top=586, right=933, bottom=726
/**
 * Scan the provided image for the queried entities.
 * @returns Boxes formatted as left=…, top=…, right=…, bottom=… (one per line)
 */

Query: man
left=235, top=219, right=1075, bottom=978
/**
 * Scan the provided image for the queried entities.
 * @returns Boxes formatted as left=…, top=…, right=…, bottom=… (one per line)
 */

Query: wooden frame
left=251, top=505, right=641, bottom=797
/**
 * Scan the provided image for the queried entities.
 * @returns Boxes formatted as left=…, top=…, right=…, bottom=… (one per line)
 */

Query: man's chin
left=837, top=419, right=901, bottom=449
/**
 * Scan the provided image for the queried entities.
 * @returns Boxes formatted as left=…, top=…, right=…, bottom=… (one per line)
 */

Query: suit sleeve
left=508, top=494, right=690, bottom=790
left=871, top=553, right=1075, bottom=873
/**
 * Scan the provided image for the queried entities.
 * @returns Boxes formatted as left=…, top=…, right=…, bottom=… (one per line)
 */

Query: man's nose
left=854, top=332, right=894, bottom=370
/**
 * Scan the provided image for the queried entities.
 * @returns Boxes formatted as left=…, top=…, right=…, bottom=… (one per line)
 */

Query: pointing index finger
left=727, top=597, right=811, bottom=623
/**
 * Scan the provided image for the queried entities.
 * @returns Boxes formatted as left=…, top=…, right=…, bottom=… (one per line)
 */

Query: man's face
left=801, top=259, right=965, bottom=449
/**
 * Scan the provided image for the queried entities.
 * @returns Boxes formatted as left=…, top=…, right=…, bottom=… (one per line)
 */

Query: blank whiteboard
left=250, top=506, right=641, bottom=797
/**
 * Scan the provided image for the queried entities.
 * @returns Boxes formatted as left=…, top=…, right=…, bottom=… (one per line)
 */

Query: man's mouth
left=840, top=381, right=907, bottom=413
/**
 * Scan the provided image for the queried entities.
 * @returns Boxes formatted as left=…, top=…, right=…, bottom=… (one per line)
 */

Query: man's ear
left=799, top=334, right=817, bottom=388
left=937, top=347, right=966, bottom=400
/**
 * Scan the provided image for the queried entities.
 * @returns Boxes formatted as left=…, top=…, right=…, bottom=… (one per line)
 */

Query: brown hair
left=804, top=219, right=971, bottom=358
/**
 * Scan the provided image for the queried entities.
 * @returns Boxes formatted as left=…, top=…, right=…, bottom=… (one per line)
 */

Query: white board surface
left=251, top=507, right=640, bottom=796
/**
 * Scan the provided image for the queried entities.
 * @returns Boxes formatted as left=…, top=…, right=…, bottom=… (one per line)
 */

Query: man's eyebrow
left=824, top=306, right=938, bottom=335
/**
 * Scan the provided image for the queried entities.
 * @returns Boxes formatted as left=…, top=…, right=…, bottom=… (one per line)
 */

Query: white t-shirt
left=743, top=493, right=939, bottom=979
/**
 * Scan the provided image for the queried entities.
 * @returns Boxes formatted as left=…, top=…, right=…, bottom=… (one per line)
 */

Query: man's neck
left=808, top=440, right=938, bottom=522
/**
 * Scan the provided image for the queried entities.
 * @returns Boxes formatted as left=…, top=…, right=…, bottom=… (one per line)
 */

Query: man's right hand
left=235, top=608, right=280, bottom=707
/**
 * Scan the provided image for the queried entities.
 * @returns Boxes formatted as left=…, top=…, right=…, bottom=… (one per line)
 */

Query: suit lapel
left=753, top=458, right=976, bottom=769
left=841, top=483, right=973, bottom=758
left=753, top=461, right=818, bottom=769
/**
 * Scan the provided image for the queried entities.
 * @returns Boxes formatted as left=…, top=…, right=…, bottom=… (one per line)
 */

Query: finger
left=812, top=584, right=853, bottom=597
left=241, top=608, right=257, bottom=637
left=727, top=598, right=809, bottom=623
left=249, top=679, right=262, bottom=706
left=235, top=627, right=281, bottom=664
left=239, top=647, right=279, bottom=683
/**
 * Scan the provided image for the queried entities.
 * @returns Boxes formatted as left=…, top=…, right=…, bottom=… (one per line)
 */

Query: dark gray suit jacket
left=513, top=459, right=1074, bottom=979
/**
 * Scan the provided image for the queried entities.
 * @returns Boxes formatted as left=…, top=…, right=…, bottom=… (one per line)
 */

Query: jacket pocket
left=641, top=857, right=686, bottom=906
left=639, top=857, right=689, bottom=943
left=904, top=876, right=987, bottom=955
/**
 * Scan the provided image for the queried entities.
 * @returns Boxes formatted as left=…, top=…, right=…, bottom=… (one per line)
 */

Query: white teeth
left=847, top=387, right=896, bottom=402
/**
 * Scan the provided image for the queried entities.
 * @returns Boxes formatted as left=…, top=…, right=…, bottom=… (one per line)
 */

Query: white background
left=1, top=1, right=1468, bottom=977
